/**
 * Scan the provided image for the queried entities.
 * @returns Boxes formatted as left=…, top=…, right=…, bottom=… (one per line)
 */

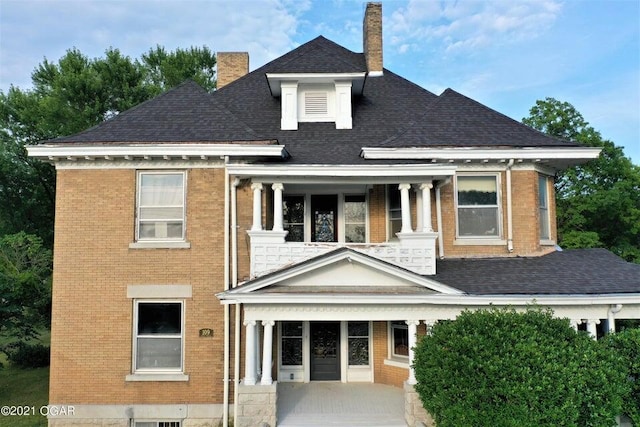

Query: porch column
left=423, top=319, right=437, bottom=336
left=406, top=320, right=420, bottom=385
left=419, top=182, right=433, bottom=232
left=272, top=183, right=284, bottom=232
left=260, top=320, right=275, bottom=385
left=244, top=320, right=257, bottom=385
left=399, top=183, right=413, bottom=234
left=569, top=319, right=580, bottom=331
left=251, top=183, right=263, bottom=231
left=585, top=319, right=600, bottom=340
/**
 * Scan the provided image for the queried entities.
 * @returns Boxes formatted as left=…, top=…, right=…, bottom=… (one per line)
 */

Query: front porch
left=277, top=382, right=406, bottom=427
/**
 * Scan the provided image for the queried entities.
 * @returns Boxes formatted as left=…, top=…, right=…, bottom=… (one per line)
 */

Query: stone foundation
left=404, top=382, right=434, bottom=427
left=235, top=381, right=277, bottom=427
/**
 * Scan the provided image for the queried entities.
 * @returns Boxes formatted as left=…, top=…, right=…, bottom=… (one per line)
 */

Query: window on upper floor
left=282, top=193, right=367, bottom=243
left=455, top=175, right=501, bottom=239
left=387, top=185, right=402, bottom=240
left=136, top=171, right=186, bottom=242
left=134, top=301, right=184, bottom=373
left=539, top=174, right=551, bottom=241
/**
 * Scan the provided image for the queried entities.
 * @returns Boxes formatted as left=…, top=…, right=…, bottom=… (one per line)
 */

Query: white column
left=244, top=320, right=257, bottom=385
left=251, top=183, right=263, bottom=231
left=272, top=183, right=284, bottom=232
left=423, top=319, right=437, bottom=336
left=399, top=183, right=412, bottom=234
left=569, top=319, right=580, bottom=331
left=585, top=319, right=600, bottom=340
left=260, top=321, right=275, bottom=385
left=420, top=182, right=433, bottom=232
left=406, top=320, right=420, bottom=385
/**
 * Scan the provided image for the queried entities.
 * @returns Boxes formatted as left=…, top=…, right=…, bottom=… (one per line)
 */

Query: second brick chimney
left=363, top=2, right=383, bottom=75
left=217, top=52, right=249, bottom=89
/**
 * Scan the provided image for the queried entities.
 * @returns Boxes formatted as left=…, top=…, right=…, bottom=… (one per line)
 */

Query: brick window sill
left=125, top=373, right=189, bottom=382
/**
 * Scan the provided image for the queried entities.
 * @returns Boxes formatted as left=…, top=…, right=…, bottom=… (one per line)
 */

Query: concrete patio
left=277, top=382, right=406, bottom=427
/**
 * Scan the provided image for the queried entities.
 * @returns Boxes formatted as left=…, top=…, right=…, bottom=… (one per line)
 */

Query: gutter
left=435, top=178, right=450, bottom=259
left=222, top=157, right=230, bottom=427
left=231, top=177, right=241, bottom=424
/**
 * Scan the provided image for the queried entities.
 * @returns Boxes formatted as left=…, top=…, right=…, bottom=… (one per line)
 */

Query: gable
left=220, top=248, right=464, bottom=299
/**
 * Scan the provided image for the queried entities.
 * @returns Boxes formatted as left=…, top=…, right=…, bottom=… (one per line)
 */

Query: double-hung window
left=134, top=301, right=184, bottom=372
left=387, top=185, right=402, bottom=240
left=539, top=174, right=551, bottom=241
left=344, top=195, right=366, bottom=243
left=456, top=175, right=500, bottom=238
left=390, top=321, right=409, bottom=359
left=136, top=172, right=186, bottom=241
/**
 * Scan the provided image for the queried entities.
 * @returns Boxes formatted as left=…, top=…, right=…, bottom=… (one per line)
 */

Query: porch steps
left=277, top=383, right=406, bottom=427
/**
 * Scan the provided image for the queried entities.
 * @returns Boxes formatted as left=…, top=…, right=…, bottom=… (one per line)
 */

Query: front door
left=311, top=195, right=338, bottom=242
left=310, top=322, right=341, bottom=381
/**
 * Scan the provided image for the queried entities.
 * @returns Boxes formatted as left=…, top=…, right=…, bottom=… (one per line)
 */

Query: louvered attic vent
left=304, top=92, right=328, bottom=116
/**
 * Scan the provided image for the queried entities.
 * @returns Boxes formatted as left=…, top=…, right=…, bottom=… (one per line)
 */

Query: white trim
left=455, top=173, right=502, bottom=240
left=129, top=241, right=191, bottom=249
left=136, top=170, right=187, bottom=243
left=132, top=300, right=185, bottom=374
left=360, top=147, right=602, bottom=161
left=125, top=373, right=189, bottom=382
left=220, top=293, right=640, bottom=308
left=27, top=143, right=287, bottom=162
left=383, top=358, right=409, bottom=369
left=227, top=164, right=457, bottom=183
left=224, top=248, right=463, bottom=296
left=266, top=72, right=367, bottom=97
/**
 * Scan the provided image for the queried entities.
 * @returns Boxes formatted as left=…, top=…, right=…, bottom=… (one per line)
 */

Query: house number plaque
left=199, top=328, right=213, bottom=337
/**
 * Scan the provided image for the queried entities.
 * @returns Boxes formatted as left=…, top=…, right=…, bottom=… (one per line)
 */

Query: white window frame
left=388, top=321, right=409, bottom=361
left=343, top=194, right=368, bottom=244
left=298, top=84, right=335, bottom=122
left=455, top=173, right=502, bottom=240
left=281, top=188, right=369, bottom=243
left=386, top=185, right=402, bottom=241
left=539, top=174, right=552, bottom=243
left=132, top=300, right=185, bottom=374
left=135, top=171, right=186, bottom=242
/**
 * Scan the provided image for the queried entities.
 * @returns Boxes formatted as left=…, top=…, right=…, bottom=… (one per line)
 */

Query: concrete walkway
left=277, top=382, right=406, bottom=427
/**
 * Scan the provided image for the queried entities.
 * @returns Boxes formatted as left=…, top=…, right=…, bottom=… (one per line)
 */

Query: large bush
left=602, top=328, right=640, bottom=425
left=413, top=307, right=628, bottom=427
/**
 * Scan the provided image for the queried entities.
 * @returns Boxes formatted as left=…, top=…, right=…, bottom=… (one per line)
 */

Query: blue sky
left=1, top=0, right=638, bottom=163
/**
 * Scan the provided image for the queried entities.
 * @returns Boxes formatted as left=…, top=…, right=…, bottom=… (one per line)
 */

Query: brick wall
left=50, top=168, right=229, bottom=405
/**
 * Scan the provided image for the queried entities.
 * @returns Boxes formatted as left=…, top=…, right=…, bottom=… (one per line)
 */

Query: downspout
left=435, top=178, right=450, bottom=259
left=223, top=157, right=230, bottom=427
left=231, top=177, right=241, bottom=424
left=506, top=159, right=515, bottom=253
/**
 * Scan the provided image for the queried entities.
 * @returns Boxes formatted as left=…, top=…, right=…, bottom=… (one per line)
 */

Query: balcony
left=246, top=180, right=439, bottom=278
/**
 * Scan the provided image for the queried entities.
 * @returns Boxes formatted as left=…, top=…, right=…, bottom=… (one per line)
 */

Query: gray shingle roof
left=434, top=248, right=640, bottom=295
left=46, top=36, right=578, bottom=164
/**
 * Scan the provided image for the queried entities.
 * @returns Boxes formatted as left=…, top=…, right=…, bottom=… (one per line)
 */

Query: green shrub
left=413, top=307, right=627, bottom=427
left=602, top=328, right=640, bottom=425
left=5, top=342, right=50, bottom=368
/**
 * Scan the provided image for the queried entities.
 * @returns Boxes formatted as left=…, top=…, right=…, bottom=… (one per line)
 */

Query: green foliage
left=523, top=98, right=640, bottom=263
left=413, top=307, right=628, bottom=427
left=4, top=342, right=50, bottom=368
left=0, top=365, right=48, bottom=427
left=0, top=46, right=217, bottom=248
left=602, top=328, right=640, bottom=425
left=0, top=232, right=52, bottom=342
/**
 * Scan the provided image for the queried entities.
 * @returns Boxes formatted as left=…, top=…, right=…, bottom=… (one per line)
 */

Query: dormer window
left=266, top=73, right=365, bottom=131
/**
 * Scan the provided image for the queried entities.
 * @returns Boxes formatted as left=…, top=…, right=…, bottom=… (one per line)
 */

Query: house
left=27, top=3, right=640, bottom=427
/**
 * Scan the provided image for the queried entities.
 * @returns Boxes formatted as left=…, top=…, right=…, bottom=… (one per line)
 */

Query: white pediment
left=226, top=248, right=463, bottom=296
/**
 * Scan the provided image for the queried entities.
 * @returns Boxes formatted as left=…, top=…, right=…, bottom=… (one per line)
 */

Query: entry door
left=311, top=195, right=338, bottom=242
left=310, top=322, right=341, bottom=381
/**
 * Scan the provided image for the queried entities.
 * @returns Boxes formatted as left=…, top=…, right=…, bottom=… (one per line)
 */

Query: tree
left=523, top=98, right=640, bottom=263
left=0, top=46, right=217, bottom=248
left=0, top=232, right=52, bottom=341
left=602, top=328, right=640, bottom=425
left=413, top=307, right=628, bottom=427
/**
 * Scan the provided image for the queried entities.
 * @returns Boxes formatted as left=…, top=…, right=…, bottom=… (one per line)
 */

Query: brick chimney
left=363, top=2, right=383, bottom=75
left=217, top=52, right=249, bottom=89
